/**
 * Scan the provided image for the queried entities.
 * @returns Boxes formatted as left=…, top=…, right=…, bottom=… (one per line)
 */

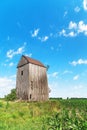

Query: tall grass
left=0, top=99, right=87, bottom=129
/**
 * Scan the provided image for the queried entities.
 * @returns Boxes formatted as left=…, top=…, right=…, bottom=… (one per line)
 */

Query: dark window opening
left=21, top=71, right=23, bottom=75
left=30, top=94, right=32, bottom=99
left=31, top=81, right=33, bottom=90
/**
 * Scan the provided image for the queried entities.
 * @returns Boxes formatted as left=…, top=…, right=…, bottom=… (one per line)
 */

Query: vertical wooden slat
left=16, top=56, right=49, bottom=101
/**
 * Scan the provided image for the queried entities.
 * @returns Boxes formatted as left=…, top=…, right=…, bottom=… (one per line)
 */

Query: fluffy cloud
left=68, top=31, right=77, bottom=37
left=2, top=61, right=14, bottom=67
left=9, top=62, right=14, bottom=67
left=48, top=72, right=59, bottom=78
left=7, top=43, right=26, bottom=59
left=38, top=36, right=49, bottom=42
left=70, top=59, right=87, bottom=66
left=31, top=28, right=39, bottom=37
left=49, top=80, right=87, bottom=98
left=73, top=85, right=83, bottom=90
left=69, top=21, right=77, bottom=29
left=0, top=76, right=16, bottom=98
left=42, top=36, right=49, bottom=42
left=78, top=21, right=87, bottom=34
left=60, top=21, right=87, bottom=37
left=63, top=70, right=73, bottom=74
left=31, top=28, right=49, bottom=42
left=25, top=53, right=32, bottom=57
left=74, top=6, right=80, bottom=12
left=73, top=75, right=79, bottom=80
left=83, top=0, right=87, bottom=10
left=59, top=29, right=66, bottom=36
left=60, top=29, right=77, bottom=37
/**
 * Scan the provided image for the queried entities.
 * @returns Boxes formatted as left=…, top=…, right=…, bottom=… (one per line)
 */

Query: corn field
left=0, top=98, right=87, bottom=130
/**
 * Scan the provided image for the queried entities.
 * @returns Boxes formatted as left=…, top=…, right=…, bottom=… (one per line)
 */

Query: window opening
left=31, top=81, right=33, bottom=90
left=21, top=71, right=23, bottom=75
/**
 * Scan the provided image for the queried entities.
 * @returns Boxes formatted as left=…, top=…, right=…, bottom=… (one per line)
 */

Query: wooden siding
left=16, top=56, right=49, bottom=101
left=17, top=56, right=28, bottom=68
left=16, top=64, right=29, bottom=100
left=28, top=63, right=48, bottom=101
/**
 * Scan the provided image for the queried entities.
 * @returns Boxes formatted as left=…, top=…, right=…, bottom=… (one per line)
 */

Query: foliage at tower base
left=5, top=89, right=17, bottom=101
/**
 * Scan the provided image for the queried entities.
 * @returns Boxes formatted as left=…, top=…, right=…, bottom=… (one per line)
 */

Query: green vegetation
left=0, top=98, right=87, bottom=129
left=5, top=89, right=17, bottom=101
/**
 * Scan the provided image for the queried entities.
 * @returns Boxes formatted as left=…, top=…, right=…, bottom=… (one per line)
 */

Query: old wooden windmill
left=16, top=55, right=49, bottom=101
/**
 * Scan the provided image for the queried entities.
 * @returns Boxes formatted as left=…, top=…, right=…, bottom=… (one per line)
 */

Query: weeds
left=0, top=99, right=87, bottom=129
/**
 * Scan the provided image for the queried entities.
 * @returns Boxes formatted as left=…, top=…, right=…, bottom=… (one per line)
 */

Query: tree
left=5, top=89, right=17, bottom=101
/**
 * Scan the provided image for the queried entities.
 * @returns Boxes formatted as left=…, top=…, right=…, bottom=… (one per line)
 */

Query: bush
left=5, top=89, right=17, bottom=101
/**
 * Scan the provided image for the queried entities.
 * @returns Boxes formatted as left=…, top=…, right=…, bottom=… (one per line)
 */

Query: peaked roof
left=17, top=55, right=46, bottom=68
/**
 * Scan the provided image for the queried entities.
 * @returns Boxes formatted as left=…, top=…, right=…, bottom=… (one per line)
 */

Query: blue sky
left=0, top=0, right=87, bottom=98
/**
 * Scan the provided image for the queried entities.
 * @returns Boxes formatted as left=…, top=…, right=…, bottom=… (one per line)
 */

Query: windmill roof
left=17, top=55, right=46, bottom=68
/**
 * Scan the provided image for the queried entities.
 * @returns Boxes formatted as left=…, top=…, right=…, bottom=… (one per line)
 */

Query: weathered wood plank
left=16, top=56, right=49, bottom=101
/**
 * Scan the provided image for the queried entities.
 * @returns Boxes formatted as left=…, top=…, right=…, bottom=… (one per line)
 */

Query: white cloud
left=25, top=53, right=32, bottom=57
left=70, top=84, right=86, bottom=98
left=83, top=0, right=87, bottom=10
left=31, top=28, right=39, bottom=37
left=68, top=31, right=77, bottom=37
left=28, top=53, right=32, bottom=57
left=49, top=82, right=61, bottom=98
left=7, top=43, right=26, bottom=59
left=70, top=59, right=87, bottom=66
left=38, top=36, right=49, bottom=42
left=60, top=21, right=87, bottom=37
left=48, top=81, right=68, bottom=98
left=0, top=76, right=16, bottom=98
left=31, top=28, right=49, bottom=42
left=64, top=11, right=68, bottom=17
left=48, top=72, right=59, bottom=78
left=7, top=50, right=13, bottom=58
left=74, top=6, right=80, bottom=12
left=49, top=80, right=87, bottom=98
left=60, top=29, right=77, bottom=37
left=73, top=85, right=83, bottom=90
left=52, top=72, right=58, bottom=77
left=73, top=75, right=79, bottom=80
left=69, top=21, right=77, bottom=29
left=49, top=80, right=80, bottom=98
left=42, top=36, right=49, bottom=42
left=63, top=70, right=73, bottom=74
left=59, top=29, right=67, bottom=37
left=9, top=62, right=14, bottom=67
left=78, top=21, right=87, bottom=34
left=10, top=75, right=16, bottom=79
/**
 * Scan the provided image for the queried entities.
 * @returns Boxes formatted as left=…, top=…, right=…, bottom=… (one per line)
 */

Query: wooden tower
left=16, top=55, right=49, bottom=101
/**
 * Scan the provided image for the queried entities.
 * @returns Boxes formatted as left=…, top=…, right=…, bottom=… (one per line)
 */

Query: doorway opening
left=30, top=94, right=32, bottom=99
